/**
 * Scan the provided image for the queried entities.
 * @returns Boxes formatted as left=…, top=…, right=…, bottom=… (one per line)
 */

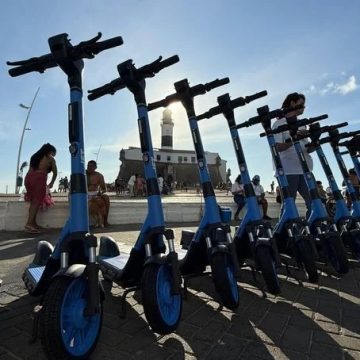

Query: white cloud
left=305, top=75, right=358, bottom=96
left=334, top=75, right=358, bottom=95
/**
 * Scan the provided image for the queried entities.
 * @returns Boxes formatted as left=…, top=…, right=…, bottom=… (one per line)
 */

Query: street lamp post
left=15, top=87, right=40, bottom=194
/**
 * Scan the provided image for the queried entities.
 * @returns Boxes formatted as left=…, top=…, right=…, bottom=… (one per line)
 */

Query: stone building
left=117, top=109, right=227, bottom=187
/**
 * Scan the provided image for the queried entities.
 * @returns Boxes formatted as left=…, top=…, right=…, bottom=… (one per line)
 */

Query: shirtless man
left=86, top=160, right=110, bottom=226
left=24, top=143, right=57, bottom=233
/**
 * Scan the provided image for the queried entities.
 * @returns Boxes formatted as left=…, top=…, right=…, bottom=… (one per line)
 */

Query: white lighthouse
left=161, top=108, right=174, bottom=150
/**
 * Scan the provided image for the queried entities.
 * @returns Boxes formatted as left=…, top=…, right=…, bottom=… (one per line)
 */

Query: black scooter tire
left=40, top=276, right=103, bottom=360
left=210, top=252, right=240, bottom=310
left=255, top=245, right=281, bottom=295
left=141, top=263, right=182, bottom=334
left=325, top=233, right=349, bottom=274
left=294, top=239, right=319, bottom=283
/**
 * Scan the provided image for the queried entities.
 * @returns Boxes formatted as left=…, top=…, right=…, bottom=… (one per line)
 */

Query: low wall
left=0, top=200, right=307, bottom=231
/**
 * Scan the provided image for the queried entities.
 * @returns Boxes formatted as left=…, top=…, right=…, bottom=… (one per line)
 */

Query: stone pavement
left=0, top=223, right=360, bottom=360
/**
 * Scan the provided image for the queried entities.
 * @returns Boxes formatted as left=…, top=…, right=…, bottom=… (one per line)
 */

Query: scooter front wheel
left=255, top=245, right=281, bottom=295
left=210, top=252, right=240, bottom=310
left=40, top=276, right=103, bottom=360
left=324, top=233, right=349, bottom=274
left=141, top=263, right=182, bottom=334
left=294, top=239, right=319, bottom=283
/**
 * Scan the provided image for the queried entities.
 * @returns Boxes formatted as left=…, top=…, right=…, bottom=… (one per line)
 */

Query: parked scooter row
left=7, top=32, right=359, bottom=360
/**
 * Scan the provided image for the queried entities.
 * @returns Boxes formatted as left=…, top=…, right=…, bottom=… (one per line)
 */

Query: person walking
left=24, top=143, right=57, bottom=233
left=272, top=92, right=315, bottom=216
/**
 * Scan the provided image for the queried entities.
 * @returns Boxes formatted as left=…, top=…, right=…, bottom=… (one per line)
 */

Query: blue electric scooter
left=7, top=33, right=123, bottom=359
left=147, top=78, right=240, bottom=309
left=265, top=112, right=349, bottom=274
left=87, top=56, right=182, bottom=334
left=314, top=128, right=360, bottom=260
left=231, top=106, right=319, bottom=283
left=196, top=92, right=282, bottom=295
left=339, top=134, right=360, bottom=181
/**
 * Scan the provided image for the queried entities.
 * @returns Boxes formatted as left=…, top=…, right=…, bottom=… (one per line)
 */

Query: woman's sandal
left=24, top=225, right=42, bottom=234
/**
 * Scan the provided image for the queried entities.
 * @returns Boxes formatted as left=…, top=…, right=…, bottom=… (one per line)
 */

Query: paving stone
left=0, top=354, right=19, bottom=360
left=313, top=330, right=360, bottom=351
left=205, top=334, right=247, bottom=360
left=131, top=343, right=175, bottom=359
left=0, top=293, right=19, bottom=306
left=115, top=328, right=157, bottom=353
left=314, top=320, right=341, bottom=334
left=1, top=332, right=43, bottom=359
left=315, top=304, right=341, bottom=324
left=279, top=324, right=311, bottom=353
left=258, top=312, right=289, bottom=344
left=240, top=341, right=308, bottom=360
left=184, top=306, right=217, bottom=328
left=342, top=316, right=360, bottom=339
left=310, top=340, right=343, bottom=359
left=287, top=310, right=315, bottom=332
left=98, top=326, right=131, bottom=347
left=343, top=349, right=360, bottom=360
left=192, top=320, right=228, bottom=344
left=230, top=315, right=260, bottom=341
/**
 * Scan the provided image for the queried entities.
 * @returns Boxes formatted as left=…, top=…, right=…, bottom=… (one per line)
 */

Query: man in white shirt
left=231, top=174, right=245, bottom=220
left=272, top=92, right=315, bottom=213
left=252, top=175, right=271, bottom=220
left=127, top=174, right=136, bottom=197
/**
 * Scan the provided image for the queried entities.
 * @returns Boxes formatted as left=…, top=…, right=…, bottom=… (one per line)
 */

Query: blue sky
left=1, top=0, right=359, bottom=193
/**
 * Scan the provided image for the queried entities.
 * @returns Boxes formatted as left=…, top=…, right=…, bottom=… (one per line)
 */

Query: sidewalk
left=1, top=223, right=360, bottom=359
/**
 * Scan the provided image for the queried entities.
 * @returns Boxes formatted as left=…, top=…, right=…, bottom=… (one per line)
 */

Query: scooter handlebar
left=197, top=90, right=267, bottom=121
left=7, top=33, right=123, bottom=77
left=148, top=77, right=229, bottom=112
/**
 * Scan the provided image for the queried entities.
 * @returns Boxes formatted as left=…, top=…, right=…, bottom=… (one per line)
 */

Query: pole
left=95, top=144, right=102, bottom=163
left=15, top=87, right=40, bottom=194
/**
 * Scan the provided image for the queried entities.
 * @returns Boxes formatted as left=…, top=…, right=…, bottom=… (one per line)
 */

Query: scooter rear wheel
left=324, top=233, right=349, bottom=274
left=294, top=239, right=319, bottom=283
left=40, top=276, right=103, bottom=360
left=255, top=245, right=281, bottom=295
left=210, top=252, right=240, bottom=310
left=141, top=263, right=182, bottom=334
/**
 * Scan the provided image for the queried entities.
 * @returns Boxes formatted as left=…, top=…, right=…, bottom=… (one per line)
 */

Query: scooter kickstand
left=119, top=286, right=139, bottom=319
left=29, top=304, right=43, bottom=344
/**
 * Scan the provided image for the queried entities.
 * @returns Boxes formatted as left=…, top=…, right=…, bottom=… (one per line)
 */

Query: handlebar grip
left=331, top=122, right=348, bottom=130
left=204, top=78, right=229, bottom=91
left=87, top=78, right=125, bottom=101
left=7, top=54, right=56, bottom=77
left=156, top=55, right=179, bottom=71
left=245, top=90, right=268, bottom=103
left=91, top=36, right=124, bottom=54
left=310, top=114, right=328, bottom=122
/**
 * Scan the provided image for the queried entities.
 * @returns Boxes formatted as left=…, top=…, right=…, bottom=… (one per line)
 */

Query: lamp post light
left=15, top=87, right=40, bottom=194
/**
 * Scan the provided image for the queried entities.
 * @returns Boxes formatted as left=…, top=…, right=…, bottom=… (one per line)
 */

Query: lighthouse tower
left=161, top=108, right=174, bottom=149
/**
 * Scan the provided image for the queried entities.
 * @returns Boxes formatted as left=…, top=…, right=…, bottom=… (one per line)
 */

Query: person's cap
left=253, top=175, right=260, bottom=181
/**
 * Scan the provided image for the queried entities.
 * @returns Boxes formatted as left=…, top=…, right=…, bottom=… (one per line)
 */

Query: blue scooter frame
left=147, top=78, right=240, bottom=310
left=7, top=32, right=123, bottom=360
left=318, top=128, right=360, bottom=260
left=268, top=113, right=349, bottom=274
left=197, top=92, right=282, bottom=295
left=242, top=106, right=319, bottom=284
left=88, top=56, right=182, bottom=334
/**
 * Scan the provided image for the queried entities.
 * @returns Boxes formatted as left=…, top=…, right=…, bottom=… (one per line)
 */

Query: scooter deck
left=98, top=253, right=130, bottom=273
left=23, top=265, right=45, bottom=290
